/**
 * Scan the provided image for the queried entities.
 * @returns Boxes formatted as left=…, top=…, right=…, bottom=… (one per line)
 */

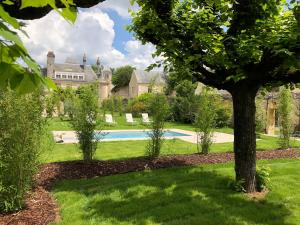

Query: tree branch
left=3, top=0, right=105, bottom=20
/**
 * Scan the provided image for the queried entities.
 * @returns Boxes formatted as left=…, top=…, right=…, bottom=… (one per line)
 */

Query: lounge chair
left=125, top=113, right=137, bottom=125
left=105, top=114, right=117, bottom=126
left=141, top=113, right=152, bottom=124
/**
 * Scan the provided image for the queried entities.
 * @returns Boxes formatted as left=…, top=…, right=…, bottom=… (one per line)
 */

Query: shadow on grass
left=53, top=167, right=292, bottom=225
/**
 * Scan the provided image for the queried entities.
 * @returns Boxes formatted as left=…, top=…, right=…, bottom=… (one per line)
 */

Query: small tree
left=71, top=85, right=101, bottom=162
left=194, top=88, right=216, bottom=155
left=112, top=65, right=135, bottom=91
left=278, top=86, right=295, bottom=149
left=0, top=89, right=48, bottom=212
left=146, top=94, right=169, bottom=158
left=255, top=93, right=267, bottom=133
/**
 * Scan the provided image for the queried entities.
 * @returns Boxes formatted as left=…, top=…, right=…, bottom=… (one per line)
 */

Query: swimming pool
left=95, top=130, right=191, bottom=140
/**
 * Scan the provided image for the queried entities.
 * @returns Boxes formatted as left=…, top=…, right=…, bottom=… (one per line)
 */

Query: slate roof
left=53, top=63, right=98, bottom=82
left=133, top=70, right=165, bottom=84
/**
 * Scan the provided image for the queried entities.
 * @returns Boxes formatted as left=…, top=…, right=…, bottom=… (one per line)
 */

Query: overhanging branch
left=2, top=0, right=105, bottom=20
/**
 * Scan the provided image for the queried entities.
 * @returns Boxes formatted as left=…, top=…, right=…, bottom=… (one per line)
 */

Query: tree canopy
left=3, top=0, right=105, bottom=20
left=112, top=65, right=135, bottom=91
left=0, top=0, right=88, bottom=93
left=129, top=0, right=300, bottom=192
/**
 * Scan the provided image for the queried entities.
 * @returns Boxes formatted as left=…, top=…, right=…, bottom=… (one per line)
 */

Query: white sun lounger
left=105, top=114, right=117, bottom=126
left=125, top=113, right=137, bottom=125
left=141, top=113, right=152, bottom=124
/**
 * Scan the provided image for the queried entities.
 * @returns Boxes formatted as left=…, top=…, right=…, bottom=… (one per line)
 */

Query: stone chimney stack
left=96, top=57, right=102, bottom=78
left=83, top=53, right=87, bottom=69
left=47, top=51, right=55, bottom=78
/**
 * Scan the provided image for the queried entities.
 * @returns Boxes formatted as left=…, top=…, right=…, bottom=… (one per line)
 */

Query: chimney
left=47, top=51, right=55, bottom=78
left=83, top=53, right=87, bottom=68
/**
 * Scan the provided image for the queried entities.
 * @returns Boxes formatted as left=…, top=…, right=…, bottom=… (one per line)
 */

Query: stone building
left=46, top=51, right=110, bottom=89
left=110, top=70, right=165, bottom=99
left=45, top=51, right=165, bottom=100
left=128, top=70, right=165, bottom=98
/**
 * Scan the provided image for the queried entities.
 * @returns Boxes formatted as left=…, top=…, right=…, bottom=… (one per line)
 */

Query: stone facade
left=45, top=52, right=165, bottom=101
left=128, top=70, right=165, bottom=98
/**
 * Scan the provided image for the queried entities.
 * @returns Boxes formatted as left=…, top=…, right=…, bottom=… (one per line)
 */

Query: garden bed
left=1, top=148, right=300, bottom=225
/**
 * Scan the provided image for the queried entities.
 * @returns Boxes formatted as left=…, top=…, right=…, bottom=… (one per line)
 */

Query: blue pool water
left=95, top=131, right=191, bottom=140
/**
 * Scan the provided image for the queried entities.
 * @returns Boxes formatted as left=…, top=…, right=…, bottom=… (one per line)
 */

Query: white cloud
left=98, top=0, right=139, bottom=18
left=124, top=40, right=162, bottom=69
left=20, top=1, right=159, bottom=70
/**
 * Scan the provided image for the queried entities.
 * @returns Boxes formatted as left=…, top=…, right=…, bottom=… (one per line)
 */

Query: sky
left=20, top=0, right=160, bottom=69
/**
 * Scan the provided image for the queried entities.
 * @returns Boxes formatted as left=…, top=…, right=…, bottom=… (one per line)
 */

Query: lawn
left=41, top=135, right=300, bottom=163
left=52, top=158, right=300, bottom=225
left=47, top=116, right=233, bottom=134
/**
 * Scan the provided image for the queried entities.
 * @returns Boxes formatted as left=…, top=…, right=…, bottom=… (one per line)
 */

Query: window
left=68, top=75, right=72, bottom=79
left=56, top=74, right=61, bottom=79
left=79, top=76, right=84, bottom=80
left=73, top=75, right=78, bottom=80
left=62, top=75, right=67, bottom=79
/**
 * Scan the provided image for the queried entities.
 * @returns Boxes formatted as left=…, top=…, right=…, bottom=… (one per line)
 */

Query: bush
left=127, top=93, right=155, bottom=116
left=170, top=80, right=199, bottom=123
left=255, top=94, right=266, bottom=133
left=102, top=97, right=115, bottom=115
left=194, top=88, right=216, bottom=154
left=256, top=166, right=271, bottom=192
left=71, top=85, right=102, bottom=162
left=214, top=99, right=232, bottom=128
left=146, top=94, right=170, bottom=158
left=0, top=89, right=47, bottom=212
left=278, top=86, right=295, bottom=148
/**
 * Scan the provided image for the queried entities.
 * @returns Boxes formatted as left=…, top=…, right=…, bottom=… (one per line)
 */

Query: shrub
left=214, top=99, right=232, bottom=128
left=255, top=94, right=266, bottom=133
left=256, top=166, right=271, bottom=192
left=146, top=94, right=170, bottom=158
left=0, top=89, right=47, bottom=212
left=102, top=97, right=115, bottom=115
left=71, top=85, right=102, bottom=162
left=171, top=80, right=199, bottom=123
left=127, top=93, right=155, bottom=116
left=278, top=86, right=295, bottom=148
left=194, top=87, right=216, bottom=154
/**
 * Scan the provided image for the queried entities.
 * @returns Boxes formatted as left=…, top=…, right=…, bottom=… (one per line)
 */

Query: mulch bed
left=1, top=149, right=300, bottom=225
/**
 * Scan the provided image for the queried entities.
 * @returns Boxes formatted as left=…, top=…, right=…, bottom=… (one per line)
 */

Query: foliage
left=0, top=1, right=78, bottom=92
left=214, top=96, right=232, bottom=128
left=127, top=93, right=155, bottom=116
left=0, top=89, right=48, bottom=212
left=194, top=87, right=216, bottom=154
left=170, top=80, right=199, bottom=123
left=112, top=65, right=135, bottom=91
left=114, top=96, right=124, bottom=116
left=70, top=85, right=101, bottom=162
left=278, top=86, right=295, bottom=149
left=45, top=91, right=60, bottom=118
left=101, top=97, right=115, bottom=115
left=146, top=94, right=170, bottom=158
left=129, top=0, right=300, bottom=192
left=256, top=166, right=271, bottom=192
left=255, top=93, right=267, bottom=133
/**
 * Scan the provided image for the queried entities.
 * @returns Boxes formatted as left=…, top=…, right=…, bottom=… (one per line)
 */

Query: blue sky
left=104, top=9, right=133, bottom=55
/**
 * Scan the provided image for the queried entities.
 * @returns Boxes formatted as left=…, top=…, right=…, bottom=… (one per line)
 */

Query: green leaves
left=0, top=0, right=79, bottom=94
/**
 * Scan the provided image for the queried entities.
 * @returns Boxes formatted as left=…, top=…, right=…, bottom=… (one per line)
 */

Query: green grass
left=52, top=158, right=300, bottom=225
left=47, top=116, right=233, bottom=133
left=41, top=135, right=300, bottom=163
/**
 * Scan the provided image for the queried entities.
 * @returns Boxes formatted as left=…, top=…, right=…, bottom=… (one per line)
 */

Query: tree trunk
left=232, top=85, right=259, bottom=193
